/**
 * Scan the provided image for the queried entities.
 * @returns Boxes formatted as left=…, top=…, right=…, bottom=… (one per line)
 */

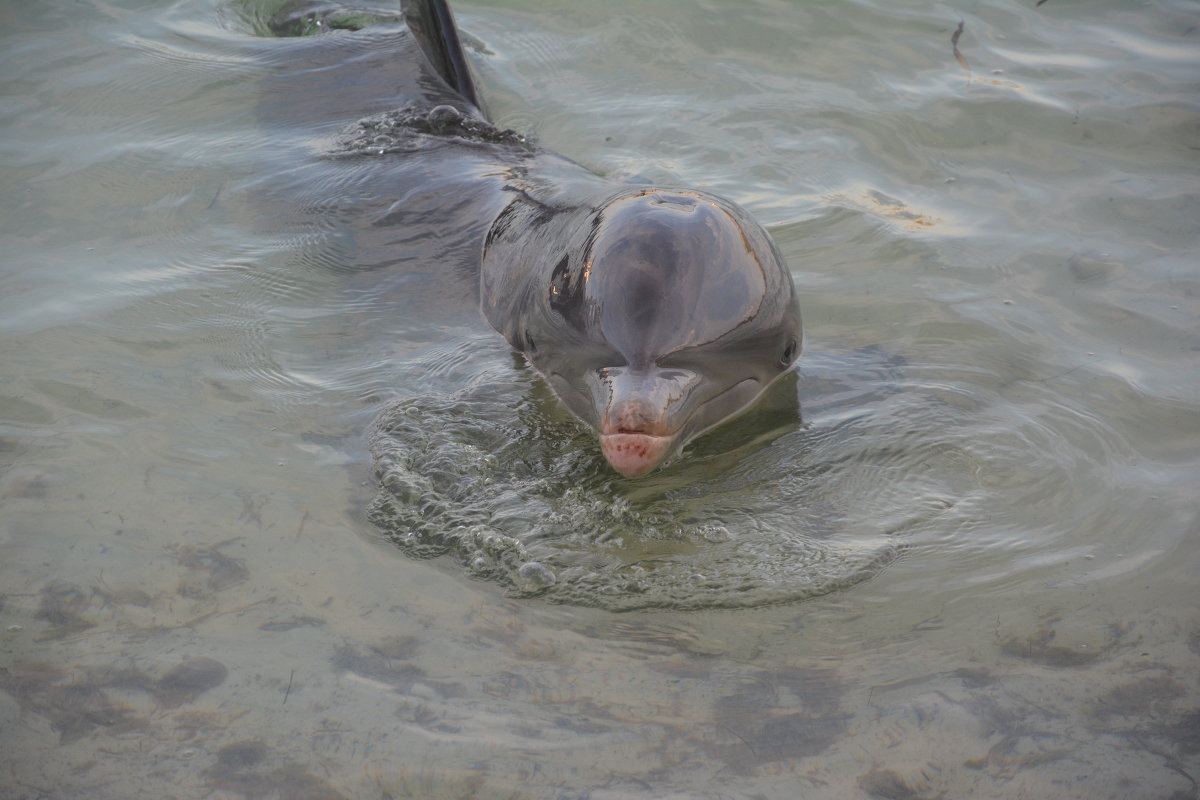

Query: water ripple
left=366, top=344, right=956, bottom=610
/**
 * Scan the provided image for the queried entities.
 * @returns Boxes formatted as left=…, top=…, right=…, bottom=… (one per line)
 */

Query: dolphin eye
left=780, top=336, right=798, bottom=366
left=548, top=254, right=587, bottom=326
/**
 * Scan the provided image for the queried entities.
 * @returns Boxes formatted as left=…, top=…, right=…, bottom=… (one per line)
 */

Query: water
left=2, top=0, right=1198, bottom=797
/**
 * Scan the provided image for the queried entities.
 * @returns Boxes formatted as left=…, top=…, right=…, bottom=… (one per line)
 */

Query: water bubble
left=697, top=525, right=731, bottom=543
left=517, top=561, right=557, bottom=588
left=427, top=104, right=462, bottom=129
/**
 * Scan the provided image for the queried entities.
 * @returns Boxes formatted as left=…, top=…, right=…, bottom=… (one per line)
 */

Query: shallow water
left=2, top=0, right=1199, bottom=797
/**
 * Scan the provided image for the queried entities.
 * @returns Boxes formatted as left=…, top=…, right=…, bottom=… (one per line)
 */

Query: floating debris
left=952, top=20, right=970, bottom=73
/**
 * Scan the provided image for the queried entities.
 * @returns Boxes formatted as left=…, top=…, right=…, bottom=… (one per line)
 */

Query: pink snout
left=599, top=431, right=675, bottom=478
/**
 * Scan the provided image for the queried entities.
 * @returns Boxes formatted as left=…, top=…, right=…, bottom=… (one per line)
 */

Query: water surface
left=2, top=1, right=1198, bottom=797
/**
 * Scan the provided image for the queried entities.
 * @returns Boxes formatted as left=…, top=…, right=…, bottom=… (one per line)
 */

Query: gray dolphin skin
left=480, top=186, right=801, bottom=477
left=298, top=0, right=801, bottom=477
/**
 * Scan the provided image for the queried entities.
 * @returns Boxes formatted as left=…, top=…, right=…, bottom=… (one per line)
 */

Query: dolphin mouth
left=598, top=431, right=677, bottom=478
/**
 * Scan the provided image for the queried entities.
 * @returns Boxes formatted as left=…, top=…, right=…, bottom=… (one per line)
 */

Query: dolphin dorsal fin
left=403, top=0, right=483, bottom=114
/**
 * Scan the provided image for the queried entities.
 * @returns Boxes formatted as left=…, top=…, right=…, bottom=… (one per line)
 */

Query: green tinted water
left=2, top=1, right=1197, bottom=797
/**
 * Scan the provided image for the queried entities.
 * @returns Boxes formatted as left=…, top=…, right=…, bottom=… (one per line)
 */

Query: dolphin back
left=403, top=0, right=483, bottom=114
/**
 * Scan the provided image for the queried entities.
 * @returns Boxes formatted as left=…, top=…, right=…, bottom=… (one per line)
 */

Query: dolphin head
left=484, top=188, right=801, bottom=478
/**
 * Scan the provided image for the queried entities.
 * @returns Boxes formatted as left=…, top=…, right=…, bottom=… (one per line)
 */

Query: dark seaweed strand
left=951, top=20, right=970, bottom=73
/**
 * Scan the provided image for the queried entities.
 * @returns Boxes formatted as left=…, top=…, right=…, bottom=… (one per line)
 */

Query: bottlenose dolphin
left=270, top=0, right=803, bottom=477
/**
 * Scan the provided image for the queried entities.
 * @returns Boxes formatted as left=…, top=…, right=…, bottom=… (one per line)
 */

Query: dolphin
left=410, top=0, right=801, bottom=477
left=268, top=0, right=803, bottom=477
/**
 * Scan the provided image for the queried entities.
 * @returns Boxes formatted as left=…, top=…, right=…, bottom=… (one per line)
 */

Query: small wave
left=366, top=345, right=937, bottom=611
left=335, top=106, right=533, bottom=157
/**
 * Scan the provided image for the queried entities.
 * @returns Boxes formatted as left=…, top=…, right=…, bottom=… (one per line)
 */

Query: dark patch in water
left=369, top=634, right=421, bottom=660
left=216, top=739, right=270, bottom=770
left=158, top=657, right=229, bottom=707
left=258, top=615, right=326, bottom=632
left=1, top=468, right=51, bottom=497
left=331, top=637, right=461, bottom=697
left=394, top=699, right=461, bottom=733
left=708, top=667, right=847, bottom=773
left=999, top=622, right=1110, bottom=667
left=171, top=541, right=250, bottom=596
left=0, top=665, right=137, bottom=745
left=1163, top=709, right=1200, bottom=755
left=953, top=666, right=997, bottom=689
left=204, top=757, right=348, bottom=800
left=858, top=768, right=927, bottom=800
left=482, top=670, right=532, bottom=700
left=35, top=582, right=94, bottom=637
left=0, top=656, right=225, bottom=743
left=1091, top=676, right=1187, bottom=719
left=93, top=584, right=153, bottom=608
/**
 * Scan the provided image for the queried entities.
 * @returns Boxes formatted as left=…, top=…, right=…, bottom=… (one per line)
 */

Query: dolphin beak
left=594, top=367, right=698, bottom=478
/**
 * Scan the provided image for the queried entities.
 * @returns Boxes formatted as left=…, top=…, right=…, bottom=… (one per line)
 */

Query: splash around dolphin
left=270, top=0, right=803, bottom=477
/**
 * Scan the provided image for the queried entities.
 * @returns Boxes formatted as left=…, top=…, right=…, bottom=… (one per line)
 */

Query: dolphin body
left=267, top=0, right=803, bottom=477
